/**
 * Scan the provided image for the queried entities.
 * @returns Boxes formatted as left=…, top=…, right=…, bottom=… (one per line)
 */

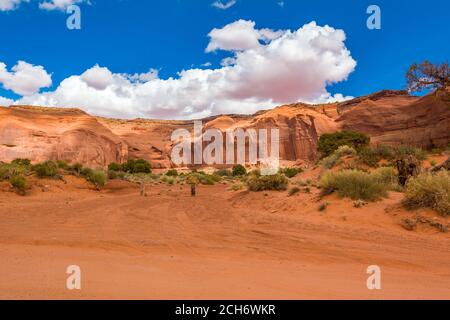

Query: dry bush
left=320, top=169, right=388, bottom=201
left=247, top=174, right=289, bottom=192
left=405, top=170, right=450, bottom=216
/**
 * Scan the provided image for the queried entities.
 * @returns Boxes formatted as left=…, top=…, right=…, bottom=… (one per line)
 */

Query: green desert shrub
left=198, top=174, right=216, bottom=185
left=108, top=170, right=118, bottom=180
left=56, top=160, right=69, bottom=170
left=108, top=162, right=122, bottom=172
left=335, top=145, right=358, bottom=157
left=165, top=169, right=179, bottom=177
left=321, top=154, right=341, bottom=169
left=405, top=170, right=450, bottom=216
left=358, top=145, right=425, bottom=168
left=232, top=164, right=247, bottom=176
left=122, top=159, right=152, bottom=174
left=0, top=162, right=29, bottom=180
left=372, top=167, right=401, bottom=191
left=295, top=179, right=311, bottom=187
left=318, top=131, right=370, bottom=158
left=11, top=158, right=31, bottom=167
left=358, top=147, right=382, bottom=167
left=229, top=183, right=245, bottom=191
left=247, top=174, right=289, bottom=192
left=70, top=163, right=83, bottom=175
left=395, top=146, right=427, bottom=161
left=33, top=161, right=59, bottom=178
left=161, top=175, right=176, bottom=185
left=87, top=170, right=107, bottom=189
left=215, top=169, right=233, bottom=177
left=248, top=169, right=261, bottom=177
left=81, top=167, right=93, bottom=178
left=10, top=175, right=27, bottom=195
left=320, top=169, right=388, bottom=201
left=320, top=145, right=357, bottom=169
left=280, top=167, right=303, bottom=178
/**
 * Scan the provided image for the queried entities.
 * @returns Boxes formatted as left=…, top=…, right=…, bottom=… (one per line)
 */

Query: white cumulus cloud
left=0, top=96, right=14, bottom=105
left=206, top=19, right=284, bottom=52
left=39, top=0, right=86, bottom=11
left=15, top=21, right=356, bottom=119
left=0, top=0, right=29, bottom=11
left=0, top=60, right=52, bottom=96
left=211, top=0, right=236, bottom=10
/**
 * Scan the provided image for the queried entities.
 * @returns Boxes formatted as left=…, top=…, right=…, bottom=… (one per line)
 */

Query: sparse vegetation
left=280, top=167, right=303, bottom=178
left=81, top=167, right=94, bottom=178
left=358, top=145, right=426, bottom=168
left=121, top=159, right=152, bottom=174
left=232, top=164, right=247, bottom=177
left=161, top=175, right=176, bottom=185
left=320, top=170, right=388, bottom=201
left=87, top=170, right=108, bottom=190
left=320, top=145, right=358, bottom=169
left=395, top=146, right=427, bottom=161
left=372, top=167, right=401, bottom=191
left=318, top=131, right=370, bottom=158
left=10, top=175, right=27, bottom=195
left=70, top=163, right=83, bottom=175
left=406, top=60, right=449, bottom=93
left=108, top=170, right=118, bottom=180
left=11, top=159, right=31, bottom=167
left=0, top=161, right=30, bottom=180
left=33, top=161, right=59, bottom=178
left=215, top=169, right=233, bottom=177
left=247, top=174, right=289, bottom=192
left=288, top=187, right=301, bottom=196
left=108, top=162, right=122, bottom=172
left=56, top=160, right=69, bottom=170
left=295, top=179, right=311, bottom=187
left=165, top=169, right=179, bottom=177
left=229, top=183, right=245, bottom=192
left=319, top=203, right=329, bottom=212
left=405, top=170, right=450, bottom=216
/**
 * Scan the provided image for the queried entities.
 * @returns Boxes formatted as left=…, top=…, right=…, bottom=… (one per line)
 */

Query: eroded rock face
left=0, top=89, right=449, bottom=168
left=0, top=106, right=128, bottom=168
left=337, top=90, right=450, bottom=149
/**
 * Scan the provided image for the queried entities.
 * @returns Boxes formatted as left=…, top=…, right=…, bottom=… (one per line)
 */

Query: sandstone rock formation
left=0, top=106, right=128, bottom=168
left=337, top=89, right=450, bottom=149
left=0, top=89, right=449, bottom=168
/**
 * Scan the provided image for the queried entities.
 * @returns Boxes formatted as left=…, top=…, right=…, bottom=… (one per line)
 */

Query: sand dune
left=0, top=174, right=449, bottom=300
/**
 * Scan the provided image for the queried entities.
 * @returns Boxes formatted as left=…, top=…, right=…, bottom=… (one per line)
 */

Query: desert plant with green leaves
left=10, top=175, right=28, bottom=195
left=32, top=161, right=59, bottom=178
left=232, top=164, right=247, bottom=177
left=279, top=167, right=303, bottom=178
left=247, top=174, right=289, bottom=192
left=318, top=131, right=370, bottom=158
left=405, top=170, right=450, bottom=216
left=320, top=169, right=388, bottom=201
left=87, top=170, right=108, bottom=190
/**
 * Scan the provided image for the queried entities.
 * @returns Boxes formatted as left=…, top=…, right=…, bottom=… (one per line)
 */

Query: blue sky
left=0, top=0, right=449, bottom=119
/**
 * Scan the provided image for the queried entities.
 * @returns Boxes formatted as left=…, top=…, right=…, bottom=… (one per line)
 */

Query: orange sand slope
left=0, top=176, right=449, bottom=300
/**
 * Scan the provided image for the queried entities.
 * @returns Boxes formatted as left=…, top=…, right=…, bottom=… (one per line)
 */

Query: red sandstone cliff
left=0, top=89, right=449, bottom=168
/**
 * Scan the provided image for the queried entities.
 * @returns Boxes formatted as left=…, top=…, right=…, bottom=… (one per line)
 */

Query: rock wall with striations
left=0, top=89, right=449, bottom=168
